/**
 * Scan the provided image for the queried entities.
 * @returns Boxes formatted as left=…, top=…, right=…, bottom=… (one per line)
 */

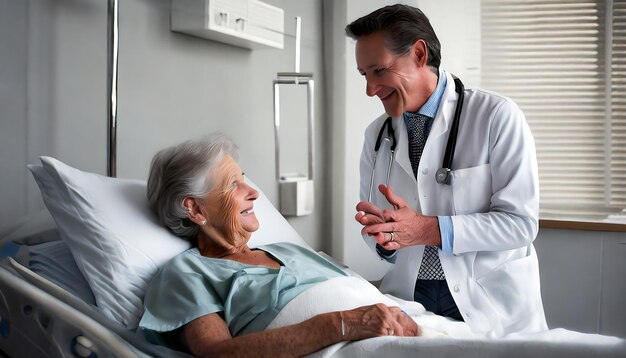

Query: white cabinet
left=171, top=0, right=284, bottom=49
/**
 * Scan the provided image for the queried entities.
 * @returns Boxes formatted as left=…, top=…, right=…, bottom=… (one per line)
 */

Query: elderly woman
left=138, top=134, right=419, bottom=357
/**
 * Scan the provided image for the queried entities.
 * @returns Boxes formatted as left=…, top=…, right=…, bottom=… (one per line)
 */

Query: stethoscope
left=368, top=75, right=465, bottom=202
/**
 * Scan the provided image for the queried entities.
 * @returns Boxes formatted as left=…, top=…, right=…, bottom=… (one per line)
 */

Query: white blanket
left=267, top=276, right=626, bottom=358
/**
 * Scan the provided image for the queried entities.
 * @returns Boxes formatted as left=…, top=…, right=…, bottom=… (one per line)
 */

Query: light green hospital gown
left=138, top=242, right=346, bottom=336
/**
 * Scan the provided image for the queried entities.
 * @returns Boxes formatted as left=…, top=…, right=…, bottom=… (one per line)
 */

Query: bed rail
left=0, top=260, right=143, bottom=357
left=0, top=258, right=191, bottom=357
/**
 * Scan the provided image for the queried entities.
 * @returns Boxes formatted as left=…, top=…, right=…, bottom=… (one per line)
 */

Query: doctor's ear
left=412, top=39, right=428, bottom=67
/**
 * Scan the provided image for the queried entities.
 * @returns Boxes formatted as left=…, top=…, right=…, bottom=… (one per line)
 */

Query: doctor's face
left=355, top=32, right=431, bottom=117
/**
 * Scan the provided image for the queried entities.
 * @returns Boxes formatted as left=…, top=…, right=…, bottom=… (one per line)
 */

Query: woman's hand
left=341, top=303, right=421, bottom=340
left=184, top=304, right=419, bottom=357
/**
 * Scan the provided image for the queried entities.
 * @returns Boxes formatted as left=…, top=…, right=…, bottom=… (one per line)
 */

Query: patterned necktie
left=405, top=113, right=428, bottom=178
left=405, top=113, right=446, bottom=280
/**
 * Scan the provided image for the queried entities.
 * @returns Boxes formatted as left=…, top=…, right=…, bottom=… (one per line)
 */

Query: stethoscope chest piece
left=435, top=167, right=451, bottom=185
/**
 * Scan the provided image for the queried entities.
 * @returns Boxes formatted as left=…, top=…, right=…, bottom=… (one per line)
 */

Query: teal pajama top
left=138, top=243, right=346, bottom=336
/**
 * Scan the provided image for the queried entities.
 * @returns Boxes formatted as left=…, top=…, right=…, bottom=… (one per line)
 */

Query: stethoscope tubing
left=368, top=137, right=396, bottom=202
left=368, top=74, right=465, bottom=199
left=368, top=149, right=379, bottom=202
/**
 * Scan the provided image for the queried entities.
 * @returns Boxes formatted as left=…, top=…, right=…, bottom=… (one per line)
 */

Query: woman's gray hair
left=147, top=133, right=239, bottom=242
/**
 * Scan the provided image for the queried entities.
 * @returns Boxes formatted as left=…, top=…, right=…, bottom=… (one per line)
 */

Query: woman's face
left=203, top=155, right=259, bottom=244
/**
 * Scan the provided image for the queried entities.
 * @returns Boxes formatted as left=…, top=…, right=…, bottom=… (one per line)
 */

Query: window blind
left=611, top=1, right=626, bottom=209
left=481, top=0, right=625, bottom=221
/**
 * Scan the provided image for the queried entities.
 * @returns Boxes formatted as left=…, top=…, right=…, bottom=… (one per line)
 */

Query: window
left=481, top=0, right=626, bottom=224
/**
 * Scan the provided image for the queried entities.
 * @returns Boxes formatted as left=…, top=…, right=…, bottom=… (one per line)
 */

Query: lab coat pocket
left=451, top=164, right=491, bottom=214
left=476, top=253, right=541, bottom=330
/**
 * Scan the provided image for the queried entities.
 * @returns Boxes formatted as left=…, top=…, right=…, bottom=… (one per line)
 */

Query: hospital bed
left=1, top=1, right=624, bottom=356
left=0, top=156, right=625, bottom=358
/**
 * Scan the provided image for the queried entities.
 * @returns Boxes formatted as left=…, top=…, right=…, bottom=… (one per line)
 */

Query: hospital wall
left=0, top=0, right=331, bottom=251
left=326, top=0, right=626, bottom=338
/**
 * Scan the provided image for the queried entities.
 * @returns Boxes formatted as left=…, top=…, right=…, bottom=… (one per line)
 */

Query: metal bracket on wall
left=272, top=17, right=315, bottom=216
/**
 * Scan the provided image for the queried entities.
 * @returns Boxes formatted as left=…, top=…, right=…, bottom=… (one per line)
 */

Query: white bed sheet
left=268, top=276, right=626, bottom=358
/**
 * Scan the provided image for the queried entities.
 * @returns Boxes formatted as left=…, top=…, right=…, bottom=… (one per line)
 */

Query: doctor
left=348, top=5, right=547, bottom=337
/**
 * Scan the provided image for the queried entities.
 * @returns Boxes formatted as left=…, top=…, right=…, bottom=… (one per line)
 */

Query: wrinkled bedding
left=268, top=276, right=626, bottom=358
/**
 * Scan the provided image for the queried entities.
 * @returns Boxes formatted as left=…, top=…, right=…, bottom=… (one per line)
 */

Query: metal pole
left=294, top=16, right=301, bottom=73
left=307, top=79, right=314, bottom=180
left=273, top=82, right=281, bottom=180
left=107, top=0, right=119, bottom=177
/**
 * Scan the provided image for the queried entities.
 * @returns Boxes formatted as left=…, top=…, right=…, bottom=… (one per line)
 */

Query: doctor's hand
left=358, top=185, right=441, bottom=251
left=355, top=200, right=386, bottom=226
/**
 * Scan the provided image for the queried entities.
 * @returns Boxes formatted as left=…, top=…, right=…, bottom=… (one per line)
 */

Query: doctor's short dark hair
left=345, top=4, right=441, bottom=72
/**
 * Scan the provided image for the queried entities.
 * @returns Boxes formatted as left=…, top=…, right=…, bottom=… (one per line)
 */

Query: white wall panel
left=535, top=229, right=603, bottom=333
left=600, top=234, right=626, bottom=337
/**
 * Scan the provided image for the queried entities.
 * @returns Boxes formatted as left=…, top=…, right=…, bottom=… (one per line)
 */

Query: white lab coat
left=359, top=70, right=548, bottom=337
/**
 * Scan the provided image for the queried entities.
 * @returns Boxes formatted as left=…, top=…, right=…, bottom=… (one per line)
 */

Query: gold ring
left=390, top=232, right=395, bottom=242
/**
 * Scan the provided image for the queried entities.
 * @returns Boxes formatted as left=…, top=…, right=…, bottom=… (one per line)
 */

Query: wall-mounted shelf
left=171, top=0, right=284, bottom=50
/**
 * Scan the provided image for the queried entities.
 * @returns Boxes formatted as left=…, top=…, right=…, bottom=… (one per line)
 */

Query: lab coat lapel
left=392, top=116, right=415, bottom=181
left=427, top=71, right=457, bottom=143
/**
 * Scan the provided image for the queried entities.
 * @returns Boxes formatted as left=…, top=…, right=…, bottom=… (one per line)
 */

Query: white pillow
left=28, top=156, right=307, bottom=329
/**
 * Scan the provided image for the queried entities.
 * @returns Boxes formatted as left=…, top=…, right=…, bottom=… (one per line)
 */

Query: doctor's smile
left=378, top=90, right=394, bottom=101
